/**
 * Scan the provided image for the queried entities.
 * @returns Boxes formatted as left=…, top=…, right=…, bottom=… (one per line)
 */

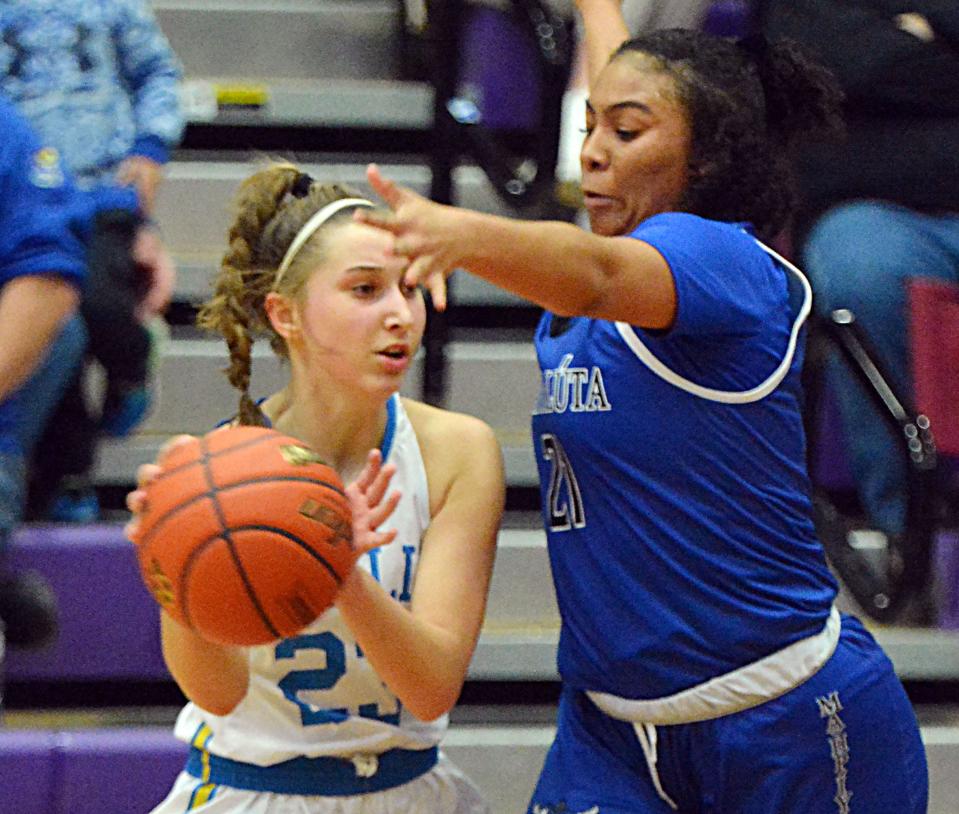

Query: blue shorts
left=527, top=616, right=928, bottom=814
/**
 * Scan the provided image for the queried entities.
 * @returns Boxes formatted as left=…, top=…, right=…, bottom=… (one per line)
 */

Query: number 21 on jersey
left=540, top=433, right=586, bottom=531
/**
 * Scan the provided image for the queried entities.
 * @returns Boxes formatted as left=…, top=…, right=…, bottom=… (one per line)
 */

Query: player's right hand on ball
left=125, top=434, right=196, bottom=541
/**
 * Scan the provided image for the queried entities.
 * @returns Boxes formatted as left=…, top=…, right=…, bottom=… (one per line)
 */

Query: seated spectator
left=0, top=96, right=175, bottom=660
left=756, top=0, right=959, bottom=538
left=0, top=98, right=86, bottom=652
left=0, top=0, right=184, bottom=522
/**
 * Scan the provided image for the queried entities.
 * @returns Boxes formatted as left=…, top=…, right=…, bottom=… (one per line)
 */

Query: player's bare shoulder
left=401, top=398, right=503, bottom=513
left=401, top=398, right=499, bottom=460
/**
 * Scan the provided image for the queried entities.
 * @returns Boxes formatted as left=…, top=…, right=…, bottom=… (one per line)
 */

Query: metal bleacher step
left=155, top=0, right=401, bottom=84
left=156, top=160, right=532, bottom=307
left=8, top=518, right=959, bottom=686
left=94, top=337, right=541, bottom=486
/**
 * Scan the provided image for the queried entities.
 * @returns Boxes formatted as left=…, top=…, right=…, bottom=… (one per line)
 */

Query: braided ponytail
left=197, top=163, right=363, bottom=425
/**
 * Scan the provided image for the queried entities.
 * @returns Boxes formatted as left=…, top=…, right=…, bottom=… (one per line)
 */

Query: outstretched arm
left=358, top=164, right=676, bottom=329
left=575, top=0, right=631, bottom=89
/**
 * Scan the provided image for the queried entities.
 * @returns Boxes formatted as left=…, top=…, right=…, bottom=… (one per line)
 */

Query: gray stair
left=155, top=160, right=531, bottom=307
left=475, top=526, right=959, bottom=682
left=90, top=328, right=959, bottom=683
left=94, top=338, right=540, bottom=485
left=156, top=1, right=426, bottom=129
left=155, top=0, right=401, bottom=82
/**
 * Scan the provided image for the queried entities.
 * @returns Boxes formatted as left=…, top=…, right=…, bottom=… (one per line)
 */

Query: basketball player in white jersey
left=127, top=163, right=505, bottom=813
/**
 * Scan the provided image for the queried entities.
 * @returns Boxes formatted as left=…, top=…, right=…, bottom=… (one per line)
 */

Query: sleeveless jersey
left=531, top=213, right=837, bottom=701
left=173, top=395, right=444, bottom=764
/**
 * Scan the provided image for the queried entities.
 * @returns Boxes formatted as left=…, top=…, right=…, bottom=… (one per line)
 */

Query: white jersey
left=173, top=395, right=444, bottom=765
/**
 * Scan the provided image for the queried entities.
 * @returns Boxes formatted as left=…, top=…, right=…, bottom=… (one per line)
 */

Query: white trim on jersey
left=587, top=605, right=841, bottom=725
left=614, top=238, right=813, bottom=404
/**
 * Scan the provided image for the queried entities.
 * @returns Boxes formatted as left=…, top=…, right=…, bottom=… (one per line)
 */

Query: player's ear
left=265, top=291, right=299, bottom=340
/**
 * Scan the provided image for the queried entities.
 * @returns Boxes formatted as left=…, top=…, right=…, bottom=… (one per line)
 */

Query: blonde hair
left=197, top=162, right=366, bottom=425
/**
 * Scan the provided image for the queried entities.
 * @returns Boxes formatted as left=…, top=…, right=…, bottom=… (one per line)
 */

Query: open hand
left=116, top=156, right=164, bottom=215
left=344, top=449, right=401, bottom=556
left=355, top=163, right=460, bottom=311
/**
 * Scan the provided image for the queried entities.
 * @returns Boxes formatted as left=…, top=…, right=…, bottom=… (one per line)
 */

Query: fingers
left=126, top=484, right=148, bottom=513
left=157, top=434, right=195, bottom=467
left=402, top=255, right=431, bottom=289
left=354, top=207, right=399, bottom=235
left=366, top=528, right=399, bottom=550
left=367, top=489, right=402, bottom=530
left=403, top=257, right=447, bottom=312
left=127, top=461, right=163, bottom=542
left=124, top=491, right=144, bottom=541
left=350, top=449, right=383, bottom=495
left=364, top=461, right=397, bottom=509
left=365, top=163, right=404, bottom=209
left=425, top=273, right=448, bottom=312
left=135, top=462, right=162, bottom=489
left=123, top=518, right=140, bottom=543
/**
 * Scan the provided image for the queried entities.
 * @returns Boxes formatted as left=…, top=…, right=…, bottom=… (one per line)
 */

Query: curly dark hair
left=613, top=29, right=843, bottom=238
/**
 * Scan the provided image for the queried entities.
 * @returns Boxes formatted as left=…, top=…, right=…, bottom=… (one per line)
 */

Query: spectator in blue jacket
left=0, top=0, right=184, bottom=522
left=0, top=96, right=86, bottom=652
left=0, top=95, right=174, bottom=656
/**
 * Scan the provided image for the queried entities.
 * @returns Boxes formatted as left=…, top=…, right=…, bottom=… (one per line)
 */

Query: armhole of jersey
left=393, top=398, right=432, bottom=531
left=614, top=237, right=812, bottom=404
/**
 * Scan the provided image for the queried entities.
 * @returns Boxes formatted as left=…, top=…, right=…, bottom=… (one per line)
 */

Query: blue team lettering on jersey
left=274, top=544, right=416, bottom=726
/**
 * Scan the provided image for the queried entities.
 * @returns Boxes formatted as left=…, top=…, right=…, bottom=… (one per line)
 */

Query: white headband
left=274, top=197, right=375, bottom=289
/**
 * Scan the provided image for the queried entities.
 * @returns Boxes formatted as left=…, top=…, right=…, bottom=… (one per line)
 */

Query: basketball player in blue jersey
left=357, top=0, right=929, bottom=811
left=126, top=163, right=505, bottom=812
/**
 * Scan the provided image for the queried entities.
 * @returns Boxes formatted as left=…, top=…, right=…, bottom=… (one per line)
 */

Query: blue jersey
left=531, top=213, right=837, bottom=700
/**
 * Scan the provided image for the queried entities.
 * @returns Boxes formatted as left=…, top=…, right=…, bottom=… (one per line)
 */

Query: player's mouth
left=377, top=344, right=411, bottom=373
left=582, top=190, right=618, bottom=210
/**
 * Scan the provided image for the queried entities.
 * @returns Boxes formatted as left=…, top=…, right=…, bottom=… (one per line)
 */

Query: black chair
left=805, top=307, right=953, bottom=624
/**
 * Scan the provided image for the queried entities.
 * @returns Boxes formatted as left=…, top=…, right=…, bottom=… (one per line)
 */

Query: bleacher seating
left=2, top=2, right=957, bottom=812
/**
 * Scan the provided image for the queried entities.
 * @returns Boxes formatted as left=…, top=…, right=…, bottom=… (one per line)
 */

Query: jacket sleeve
left=114, top=0, right=186, bottom=163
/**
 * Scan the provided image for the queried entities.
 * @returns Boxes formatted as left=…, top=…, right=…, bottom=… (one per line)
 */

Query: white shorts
left=148, top=753, right=491, bottom=814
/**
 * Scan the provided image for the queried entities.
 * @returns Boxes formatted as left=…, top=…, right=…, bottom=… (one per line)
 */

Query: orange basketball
left=130, top=425, right=356, bottom=646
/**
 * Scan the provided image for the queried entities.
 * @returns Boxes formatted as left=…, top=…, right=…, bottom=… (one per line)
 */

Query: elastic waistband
left=588, top=605, right=842, bottom=725
left=185, top=745, right=438, bottom=796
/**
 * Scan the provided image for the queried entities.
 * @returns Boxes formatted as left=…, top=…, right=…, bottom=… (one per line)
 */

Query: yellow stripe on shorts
left=187, top=724, right=216, bottom=810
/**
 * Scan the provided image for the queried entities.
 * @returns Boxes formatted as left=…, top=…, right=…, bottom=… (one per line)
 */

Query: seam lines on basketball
left=176, top=524, right=344, bottom=639
left=152, top=431, right=290, bottom=484
left=137, top=475, right=346, bottom=551
left=221, top=524, right=344, bottom=585
left=192, top=435, right=281, bottom=641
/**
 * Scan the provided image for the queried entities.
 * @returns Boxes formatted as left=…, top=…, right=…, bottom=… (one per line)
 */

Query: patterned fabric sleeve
left=114, top=0, right=185, bottom=159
